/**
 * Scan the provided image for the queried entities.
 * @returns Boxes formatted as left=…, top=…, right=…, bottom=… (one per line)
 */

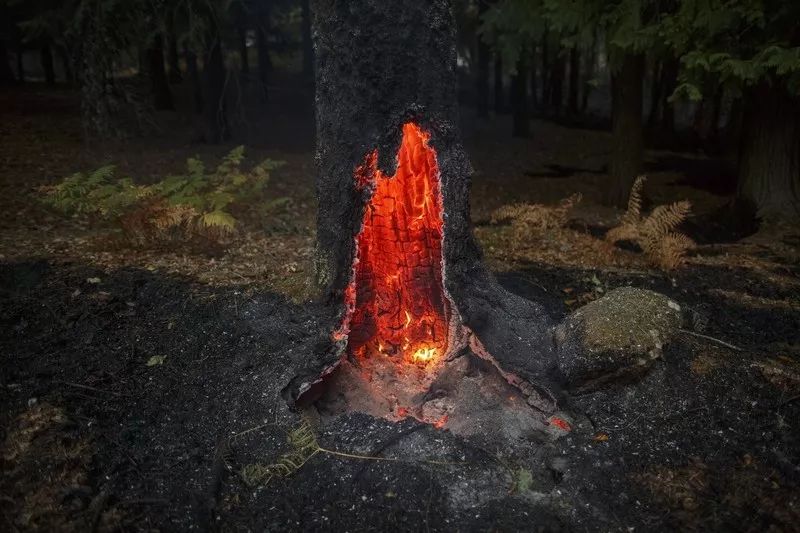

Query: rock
left=554, top=287, right=682, bottom=391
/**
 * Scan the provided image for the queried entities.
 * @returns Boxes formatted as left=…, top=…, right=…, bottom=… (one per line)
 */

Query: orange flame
left=345, top=123, right=448, bottom=367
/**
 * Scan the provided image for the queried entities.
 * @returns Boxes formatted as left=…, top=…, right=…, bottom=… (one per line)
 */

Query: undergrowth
left=606, top=176, right=695, bottom=270
left=41, top=146, right=285, bottom=246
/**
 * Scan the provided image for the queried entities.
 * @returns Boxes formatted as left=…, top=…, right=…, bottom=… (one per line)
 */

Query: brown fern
left=491, top=194, right=581, bottom=241
left=606, top=177, right=694, bottom=270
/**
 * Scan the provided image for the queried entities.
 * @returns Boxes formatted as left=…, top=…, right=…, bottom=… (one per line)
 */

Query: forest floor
left=1, top=84, right=799, bottom=531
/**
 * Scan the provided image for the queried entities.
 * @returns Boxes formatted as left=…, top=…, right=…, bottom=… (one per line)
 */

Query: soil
left=2, top=84, right=800, bottom=531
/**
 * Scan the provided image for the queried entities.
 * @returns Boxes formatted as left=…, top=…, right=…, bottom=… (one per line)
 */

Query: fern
left=491, top=193, right=582, bottom=240
left=42, top=147, right=286, bottom=246
left=606, top=177, right=695, bottom=270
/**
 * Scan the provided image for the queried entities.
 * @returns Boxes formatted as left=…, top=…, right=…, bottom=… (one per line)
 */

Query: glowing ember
left=411, top=347, right=437, bottom=365
left=344, top=123, right=449, bottom=367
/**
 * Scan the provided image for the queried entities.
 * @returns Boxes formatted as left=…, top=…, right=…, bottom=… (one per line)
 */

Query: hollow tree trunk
left=301, top=0, right=314, bottom=80
left=297, top=0, right=558, bottom=411
left=736, top=82, right=800, bottom=219
left=147, top=34, right=174, bottom=110
left=40, top=43, right=55, bottom=86
left=606, top=53, right=644, bottom=207
left=511, top=54, right=529, bottom=137
left=202, top=24, right=228, bottom=143
left=567, top=47, right=579, bottom=115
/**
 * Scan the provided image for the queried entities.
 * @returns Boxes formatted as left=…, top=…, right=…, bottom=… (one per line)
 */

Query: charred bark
left=606, top=53, right=644, bottom=207
left=736, top=82, right=800, bottom=219
left=299, top=0, right=558, bottom=408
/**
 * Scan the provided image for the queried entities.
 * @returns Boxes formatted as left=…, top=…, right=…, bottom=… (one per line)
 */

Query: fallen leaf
left=593, top=432, right=610, bottom=442
left=86, top=277, right=101, bottom=284
left=146, top=355, right=166, bottom=367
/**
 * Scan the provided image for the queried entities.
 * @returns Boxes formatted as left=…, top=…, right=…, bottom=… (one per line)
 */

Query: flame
left=345, top=123, right=448, bottom=368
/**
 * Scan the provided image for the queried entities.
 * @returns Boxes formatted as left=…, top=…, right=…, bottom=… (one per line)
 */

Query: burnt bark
left=303, top=0, right=557, bottom=407
left=493, top=54, right=504, bottom=113
left=511, top=54, right=529, bottom=137
left=475, top=0, right=490, bottom=118
left=147, top=34, right=174, bottom=110
left=40, top=43, right=55, bottom=86
left=736, top=82, right=800, bottom=219
left=606, top=53, right=644, bottom=207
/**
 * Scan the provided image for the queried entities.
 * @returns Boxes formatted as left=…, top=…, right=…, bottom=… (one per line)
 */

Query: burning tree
left=286, top=0, right=562, bottom=424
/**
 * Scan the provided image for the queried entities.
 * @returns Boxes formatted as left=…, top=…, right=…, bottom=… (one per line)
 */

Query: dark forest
left=1, top=0, right=799, bottom=531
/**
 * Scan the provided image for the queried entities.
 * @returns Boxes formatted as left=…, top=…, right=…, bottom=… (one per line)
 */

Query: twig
left=678, top=329, right=743, bottom=352
left=55, top=380, right=126, bottom=397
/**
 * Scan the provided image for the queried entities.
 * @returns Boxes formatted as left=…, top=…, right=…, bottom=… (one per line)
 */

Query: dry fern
left=491, top=193, right=582, bottom=240
left=606, top=176, right=695, bottom=270
left=240, top=418, right=321, bottom=487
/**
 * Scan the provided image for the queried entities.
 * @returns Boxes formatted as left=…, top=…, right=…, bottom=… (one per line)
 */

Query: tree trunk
left=40, top=43, right=55, bottom=86
left=147, top=34, right=174, bottom=110
left=238, top=26, right=250, bottom=76
left=202, top=24, right=228, bottom=143
left=475, top=1, right=490, bottom=118
left=0, top=39, right=14, bottom=84
left=549, top=50, right=564, bottom=115
left=256, top=2, right=272, bottom=101
left=736, top=82, right=800, bottom=219
left=301, top=0, right=314, bottom=80
left=185, top=46, right=203, bottom=114
left=581, top=32, right=597, bottom=114
left=647, top=60, right=662, bottom=128
left=541, top=30, right=550, bottom=106
left=304, top=0, right=559, bottom=411
left=166, top=14, right=183, bottom=84
left=606, top=53, right=644, bottom=207
left=511, top=55, right=529, bottom=137
left=56, top=45, right=74, bottom=85
left=530, top=43, right=539, bottom=109
left=567, top=47, right=579, bottom=115
left=659, top=57, right=678, bottom=135
left=493, top=54, right=504, bottom=114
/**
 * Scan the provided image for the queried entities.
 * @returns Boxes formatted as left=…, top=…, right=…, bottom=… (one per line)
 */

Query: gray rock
left=554, top=287, right=682, bottom=391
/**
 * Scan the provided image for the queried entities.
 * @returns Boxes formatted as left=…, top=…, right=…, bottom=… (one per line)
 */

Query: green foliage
left=42, top=146, right=285, bottom=245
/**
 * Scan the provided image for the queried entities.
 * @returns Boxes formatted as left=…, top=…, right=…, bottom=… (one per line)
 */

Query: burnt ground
left=2, top=84, right=800, bottom=531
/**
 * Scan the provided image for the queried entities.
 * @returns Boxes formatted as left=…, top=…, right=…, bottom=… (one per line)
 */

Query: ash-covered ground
left=2, top=258, right=798, bottom=531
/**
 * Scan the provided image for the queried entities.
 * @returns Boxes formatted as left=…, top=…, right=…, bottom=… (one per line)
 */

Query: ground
left=1, top=84, right=799, bottom=531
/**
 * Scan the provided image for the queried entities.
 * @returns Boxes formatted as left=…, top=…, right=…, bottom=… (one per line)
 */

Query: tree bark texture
left=737, top=82, right=800, bottom=220
left=296, top=0, right=557, bottom=406
left=606, top=53, right=644, bottom=207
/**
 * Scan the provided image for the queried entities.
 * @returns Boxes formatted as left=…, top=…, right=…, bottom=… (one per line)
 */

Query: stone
left=554, top=287, right=682, bottom=391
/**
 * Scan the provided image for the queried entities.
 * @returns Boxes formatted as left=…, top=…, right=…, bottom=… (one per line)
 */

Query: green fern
left=42, top=147, right=286, bottom=245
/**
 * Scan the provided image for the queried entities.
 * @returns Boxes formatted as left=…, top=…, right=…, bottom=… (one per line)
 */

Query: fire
left=411, top=347, right=437, bottom=365
left=344, top=123, right=448, bottom=367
